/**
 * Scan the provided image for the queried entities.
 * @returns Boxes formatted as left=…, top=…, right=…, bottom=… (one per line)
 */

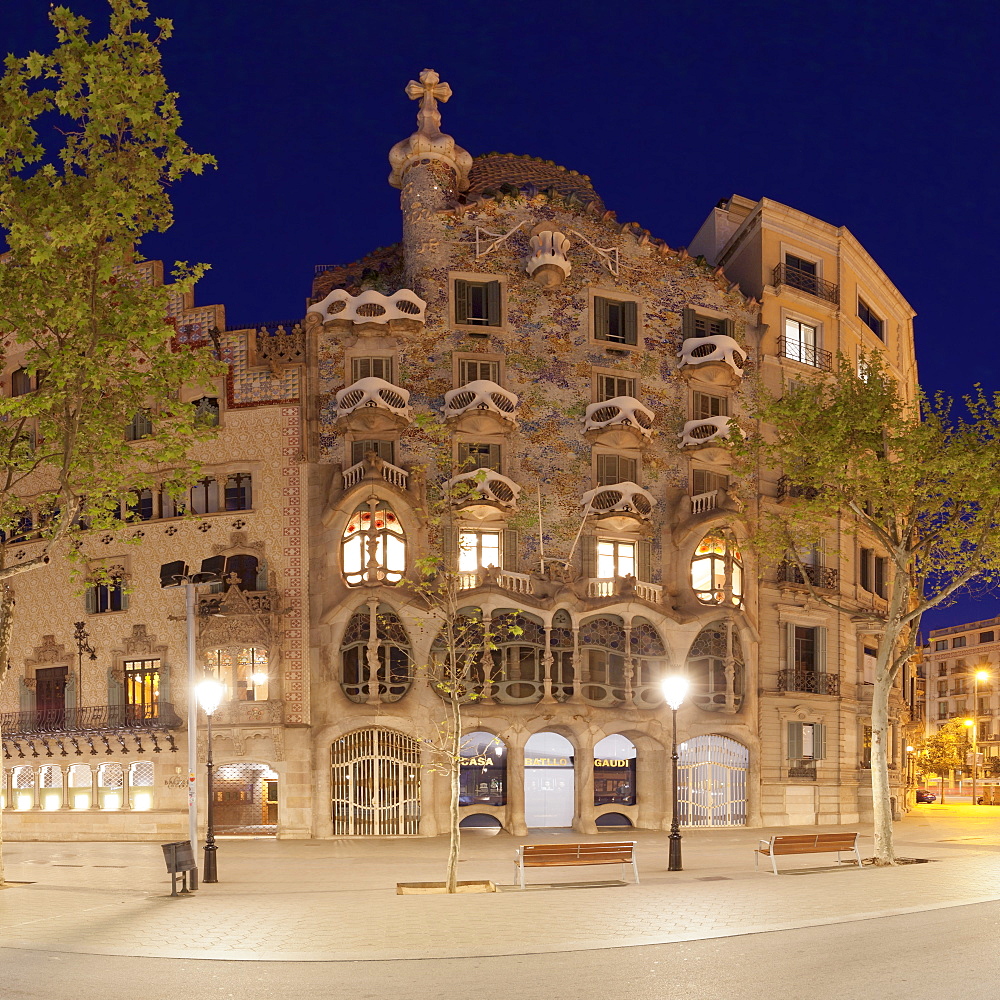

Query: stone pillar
left=575, top=732, right=597, bottom=835
left=505, top=732, right=527, bottom=836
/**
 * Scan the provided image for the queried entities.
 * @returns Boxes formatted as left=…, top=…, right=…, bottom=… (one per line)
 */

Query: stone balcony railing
left=456, top=568, right=533, bottom=594
left=586, top=577, right=662, bottom=602
left=342, top=458, right=409, bottom=491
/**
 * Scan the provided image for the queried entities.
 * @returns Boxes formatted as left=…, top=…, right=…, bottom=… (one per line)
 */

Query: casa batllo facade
left=0, top=71, right=918, bottom=840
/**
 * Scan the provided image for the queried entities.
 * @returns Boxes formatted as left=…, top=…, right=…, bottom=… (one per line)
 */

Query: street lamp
left=972, top=669, right=990, bottom=806
left=661, top=674, right=689, bottom=872
left=196, top=677, right=225, bottom=883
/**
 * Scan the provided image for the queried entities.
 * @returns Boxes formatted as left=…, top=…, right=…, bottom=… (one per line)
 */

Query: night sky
left=4, top=0, right=998, bottom=633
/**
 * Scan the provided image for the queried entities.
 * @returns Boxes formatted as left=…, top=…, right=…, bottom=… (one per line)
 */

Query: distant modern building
left=1, top=70, right=921, bottom=840
left=924, top=618, right=1000, bottom=767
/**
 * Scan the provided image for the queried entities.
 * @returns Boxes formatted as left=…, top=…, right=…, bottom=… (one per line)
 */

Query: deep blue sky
left=4, top=0, right=999, bottom=633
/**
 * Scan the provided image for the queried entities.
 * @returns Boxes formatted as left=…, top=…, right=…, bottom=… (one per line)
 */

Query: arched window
left=687, top=620, right=745, bottom=713
left=342, top=500, right=406, bottom=586
left=631, top=617, right=666, bottom=707
left=579, top=616, right=627, bottom=707
left=691, top=531, right=744, bottom=607
left=549, top=608, right=575, bottom=701
left=460, top=731, right=507, bottom=806
left=491, top=613, right=546, bottom=705
left=340, top=605, right=411, bottom=703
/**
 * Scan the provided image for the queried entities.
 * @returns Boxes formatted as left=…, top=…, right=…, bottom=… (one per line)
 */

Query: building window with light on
left=458, top=529, right=501, bottom=575
left=597, top=538, right=635, bottom=579
left=205, top=647, right=270, bottom=702
left=124, top=658, right=160, bottom=721
left=690, top=531, right=744, bottom=607
left=342, top=501, right=406, bottom=586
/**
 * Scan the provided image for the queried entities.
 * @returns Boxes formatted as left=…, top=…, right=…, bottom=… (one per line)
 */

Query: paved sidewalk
left=2, top=805, right=1000, bottom=962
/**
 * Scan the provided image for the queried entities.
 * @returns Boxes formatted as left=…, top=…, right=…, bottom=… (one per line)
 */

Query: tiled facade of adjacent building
left=0, top=71, right=921, bottom=840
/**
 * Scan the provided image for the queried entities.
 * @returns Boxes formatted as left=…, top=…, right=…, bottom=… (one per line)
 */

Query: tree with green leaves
left=0, top=0, right=220, bottom=885
left=731, top=353, right=1000, bottom=864
left=915, top=719, right=971, bottom=804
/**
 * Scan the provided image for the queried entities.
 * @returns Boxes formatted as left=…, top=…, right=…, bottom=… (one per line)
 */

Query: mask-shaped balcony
left=582, top=481, right=655, bottom=529
left=583, top=396, right=655, bottom=448
left=444, top=469, right=521, bottom=519
left=444, top=380, right=519, bottom=434
left=679, top=416, right=732, bottom=465
left=334, top=377, right=412, bottom=433
left=306, top=287, right=426, bottom=336
left=678, top=336, right=747, bottom=387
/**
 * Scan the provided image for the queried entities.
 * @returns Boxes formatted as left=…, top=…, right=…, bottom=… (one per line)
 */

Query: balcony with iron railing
left=777, top=560, right=839, bottom=591
left=777, top=335, right=833, bottom=371
left=776, top=475, right=820, bottom=502
left=772, top=262, right=840, bottom=305
left=1, top=703, right=181, bottom=738
left=777, top=669, right=841, bottom=696
left=787, top=761, right=817, bottom=779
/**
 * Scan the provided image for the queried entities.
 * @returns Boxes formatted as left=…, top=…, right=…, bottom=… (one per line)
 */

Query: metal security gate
left=213, top=762, right=279, bottom=835
left=331, top=729, right=421, bottom=836
left=677, top=734, right=748, bottom=827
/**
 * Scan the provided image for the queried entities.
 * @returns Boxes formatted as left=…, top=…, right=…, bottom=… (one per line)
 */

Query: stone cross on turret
left=405, top=69, right=452, bottom=138
left=388, top=68, right=471, bottom=191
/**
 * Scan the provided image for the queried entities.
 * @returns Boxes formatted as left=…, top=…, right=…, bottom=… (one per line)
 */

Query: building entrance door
left=331, top=728, right=421, bottom=835
left=213, top=762, right=279, bottom=835
left=677, top=734, right=748, bottom=826
left=524, top=731, right=575, bottom=827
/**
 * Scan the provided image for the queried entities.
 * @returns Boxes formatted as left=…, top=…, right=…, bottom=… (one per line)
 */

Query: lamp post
left=661, top=674, right=689, bottom=872
left=972, top=670, right=990, bottom=805
left=72, top=622, right=97, bottom=719
left=196, top=678, right=225, bottom=883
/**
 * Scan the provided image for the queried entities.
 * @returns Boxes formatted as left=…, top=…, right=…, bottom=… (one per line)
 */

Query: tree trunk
left=445, top=691, right=461, bottom=893
left=0, top=583, right=16, bottom=888
left=870, top=659, right=896, bottom=864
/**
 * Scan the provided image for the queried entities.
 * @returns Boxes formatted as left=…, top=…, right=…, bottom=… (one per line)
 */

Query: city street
left=2, top=806, right=999, bottom=998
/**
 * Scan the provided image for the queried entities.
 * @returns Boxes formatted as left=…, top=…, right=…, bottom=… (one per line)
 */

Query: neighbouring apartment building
left=924, top=618, right=1000, bottom=769
left=0, top=70, right=921, bottom=840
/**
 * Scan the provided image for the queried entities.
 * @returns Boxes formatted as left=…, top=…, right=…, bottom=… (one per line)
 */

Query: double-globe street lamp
left=661, top=674, right=689, bottom=872
left=195, top=677, right=226, bottom=883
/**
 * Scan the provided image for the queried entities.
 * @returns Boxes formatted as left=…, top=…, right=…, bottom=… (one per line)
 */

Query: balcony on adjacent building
left=334, top=377, right=412, bottom=432
left=583, top=396, right=655, bottom=447
left=772, top=262, right=840, bottom=305
left=306, top=287, right=426, bottom=335
left=777, top=670, right=841, bottom=696
left=777, top=560, right=840, bottom=591
left=777, top=335, right=833, bottom=371
left=444, top=380, right=519, bottom=433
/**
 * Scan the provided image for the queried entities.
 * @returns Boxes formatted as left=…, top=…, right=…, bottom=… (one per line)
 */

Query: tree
left=0, top=1, right=220, bottom=885
left=915, top=720, right=970, bottom=803
left=731, top=354, right=1000, bottom=864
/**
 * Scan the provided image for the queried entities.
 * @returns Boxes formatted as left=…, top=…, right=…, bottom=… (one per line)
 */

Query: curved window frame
left=686, top=619, right=745, bottom=714
left=691, top=531, right=744, bottom=607
left=340, top=605, right=412, bottom=704
left=342, top=499, right=406, bottom=587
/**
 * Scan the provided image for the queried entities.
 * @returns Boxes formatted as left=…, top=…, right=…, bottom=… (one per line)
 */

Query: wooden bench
left=515, top=841, right=639, bottom=889
left=754, top=833, right=862, bottom=875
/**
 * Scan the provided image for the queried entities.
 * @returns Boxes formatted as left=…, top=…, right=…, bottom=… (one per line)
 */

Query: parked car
left=915, top=789, right=937, bottom=803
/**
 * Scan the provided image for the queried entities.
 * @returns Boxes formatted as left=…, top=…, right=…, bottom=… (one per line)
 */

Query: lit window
left=690, top=531, right=743, bottom=607
left=597, top=539, right=635, bottom=579
left=782, top=317, right=818, bottom=366
left=124, top=659, right=160, bottom=721
left=458, top=530, right=501, bottom=573
left=205, top=647, right=270, bottom=702
left=342, top=501, right=406, bottom=586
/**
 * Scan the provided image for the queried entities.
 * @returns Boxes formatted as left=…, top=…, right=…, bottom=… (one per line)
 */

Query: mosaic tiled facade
left=2, top=70, right=921, bottom=841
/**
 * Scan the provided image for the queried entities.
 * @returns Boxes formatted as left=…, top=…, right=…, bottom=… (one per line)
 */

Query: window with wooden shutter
left=579, top=536, right=597, bottom=579
left=351, top=356, right=394, bottom=382
left=594, top=297, right=638, bottom=345
left=596, top=453, right=638, bottom=486
left=788, top=721, right=825, bottom=760
left=454, top=279, right=502, bottom=327
left=596, top=373, right=637, bottom=401
left=458, top=442, right=502, bottom=472
left=503, top=529, right=518, bottom=571
left=683, top=307, right=732, bottom=339
left=637, top=539, right=652, bottom=581
left=692, top=391, right=728, bottom=419
left=691, top=469, right=728, bottom=495
left=874, top=555, right=888, bottom=598
left=859, top=547, right=873, bottom=591
left=351, top=439, right=395, bottom=465
left=458, top=358, right=500, bottom=384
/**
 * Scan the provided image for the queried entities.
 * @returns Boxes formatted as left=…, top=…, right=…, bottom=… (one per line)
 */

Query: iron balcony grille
left=777, top=335, right=833, bottom=371
left=772, top=262, right=840, bottom=305
left=777, top=560, right=839, bottom=590
left=787, top=761, right=817, bottom=778
left=1, top=702, right=181, bottom=738
left=777, top=669, right=841, bottom=696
